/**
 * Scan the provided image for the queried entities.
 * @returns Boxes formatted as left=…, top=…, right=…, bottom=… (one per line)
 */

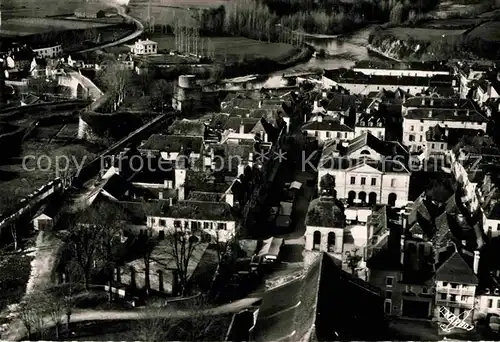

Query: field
left=0, top=0, right=87, bottom=18
left=421, top=18, right=484, bottom=29
left=466, top=21, right=500, bottom=41
left=380, top=27, right=466, bottom=41
left=151, top=35, right=298, bottom=62
left=128, top=0, right=230, bottom=26
left=0, top=17, right=115, bottom=37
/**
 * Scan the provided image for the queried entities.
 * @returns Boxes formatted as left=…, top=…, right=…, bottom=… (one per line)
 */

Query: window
left=385, top=291, right=392, bottom=299
left=218, top=223, right=227, bottom=230
left=385, top=276, right=394, bottom=287
left=419, top=135, right=423, bottom=142
left=497, top=300, right=500, bottom=309
left=203, top=222, right=210, bottom=229
left=450, top=294, right=456, bottom=301
left=420, top=126, right=423, bottom=131
left=160, top=219, right=166, bottom=227
left=315, top=131, right=319, bottom=137
left=384, top=301, right=391, bottom=314
left=439, top=308, right=445, bottom=318
left=326, top=131, right=331, bottom=138
left=440, top=143, right=444, bottom=149
left=184, top=221, right=189, bottom=229
left=409, top=135, right=415, bottom=142
left=371, top=178, right=377, bottom=186
left=440, top=293, right=447, bottom=300
left=336, top=132, right=341, bottom=138
left=488, top=299, right=493, bottom=308
left=450, top=283, right=458, bottom=289
left=410, top=125, right=414, bottom=131
left=431, top=143, right=435, bottom=149
left=361, top=177, right=366, bottom=185
left=422, top=287, right=427, bottom=294
left=391, top=179, right=396, bottom=187
left=344, top=132, right=348, bottom=138
left=350, top=177, right=356, bottom=185
left=443, top=282, right=448, bottom=287
left=191, top=221, right=201, bottom=231
left=461, top=295, right=467, bottom=302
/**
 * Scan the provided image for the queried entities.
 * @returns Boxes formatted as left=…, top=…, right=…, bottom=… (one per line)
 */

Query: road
left=2, top=297, right=260, bottom=341
left=77, top=6, right=144, bottom=54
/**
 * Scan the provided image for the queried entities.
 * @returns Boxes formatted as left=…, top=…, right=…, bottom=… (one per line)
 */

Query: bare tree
left=18, top=301, right=38, bottom=340
left=346, top=247, right=363, bottom=276
left=164, top=227, right=203, bottom=296
left=98, top=61, right=132, bottom=105
left=212, top=231, right=236, bottom=265
left=40, top=291, right=65, bottom=340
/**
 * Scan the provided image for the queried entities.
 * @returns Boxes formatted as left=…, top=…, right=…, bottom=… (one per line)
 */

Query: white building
left=132, top=39, right=158, bottom=55
left=146, top=200, right=237, bottom=242
left=32, top=44, right=62, bottom=58
left=302, top=116, right=354, bottom=144
left=402, top=97, right=488, bottom=152
left=318, top=133, right=410, bottom=207
left=138, top=134, right=204, bottom=163
left=355, top=115, right=386, bottom=140
left=353, top=60, right=451, bottom=78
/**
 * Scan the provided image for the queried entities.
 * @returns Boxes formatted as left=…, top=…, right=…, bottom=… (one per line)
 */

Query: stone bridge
left=57, top=71, right=104, bottom=100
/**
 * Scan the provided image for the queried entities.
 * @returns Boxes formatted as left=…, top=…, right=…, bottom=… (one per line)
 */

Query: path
left=3, top=297, right=260, bottom=341
left=77, top=6, right=144, bottom=54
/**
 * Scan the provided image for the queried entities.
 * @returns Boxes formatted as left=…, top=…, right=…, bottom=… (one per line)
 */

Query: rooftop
left=161, top=200, right=236, bottom=221
left=140, top=135, right=204, bottom=154
left=405, top=108, right=487, bottom=122
left=435, top=248, right=478, bottom=285
left=167, top=119, right=205, bottom=137
left=344, top=132, right=408, bottom=158
left=319, top=157, right=410, bottom=173
left=302, top=120, right=354, bottom=132
left=354, top=60, right=450, bottom=72
left=306, top=197, right=345, bottom=227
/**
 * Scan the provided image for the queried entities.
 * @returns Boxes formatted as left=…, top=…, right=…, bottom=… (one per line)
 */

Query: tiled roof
left=426, top=124, right=447, bottom=142
left=306, top=197, right=345, bottom=227
left=432, top=212, right=455, bottom=249
left=405, top=108, right=487, bottom=122
left=366, top=247, right=403, bottom=270
left=325, top=95, right=358, bottom=112
left=224, top=117, right=259, bottom=133
left=162, top=200, right=236, bottom=221
left=319, top=157, right=410, bottom=173
left=302, top=120, right=354, bottom=132
left=140, top=135, right=203, bottom=153
left=128, top=162, right=174, bottom=184
left=324, top=69, right=453, bottom=87
left=167, top=119, right=205, bottom=137
left=229, top=107, right=252, bottom=117
left=435, top=249, right=478, bottom=285
left=101, top=174, right=132, bottom=200
left=345, top=132, right=408, bottom=157
left=187, top=191, right=223, bottom=202
left=403, top=97, right=479, bottom=110
left=354, top=60, right=449, bottom=72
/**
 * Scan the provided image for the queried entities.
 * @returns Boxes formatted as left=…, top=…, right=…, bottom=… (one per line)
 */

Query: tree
left=389, top=1, right=404, bottom=24
left=165, top=227, right=203, bottom=296
left=40, top=291, right=65, bottom=340
left=18, top=294, right=46, bottom=340
left=346, top=248, right=363, bottom=276
left=149, top=79, right=173, bottom=111
left=98, top=61, right=132, bottom=105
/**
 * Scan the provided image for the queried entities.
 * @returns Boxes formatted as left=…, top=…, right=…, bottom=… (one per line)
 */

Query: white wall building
left=302, top=116, right=354, bottom=144
left=132, top=39, right=158, bottom=55
left=33, top=44, right=62, bottom=58
left=353, top=60, right=451, bottom=78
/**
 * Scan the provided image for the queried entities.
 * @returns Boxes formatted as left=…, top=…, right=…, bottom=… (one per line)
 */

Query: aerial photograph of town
left=0, top=0, right=500, bottom=340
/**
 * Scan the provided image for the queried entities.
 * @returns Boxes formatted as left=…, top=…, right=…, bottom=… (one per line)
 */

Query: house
left=355, top=114, right=386, bottom=140
left=323, top=69, right=456, bottom=96
left=454, top=61, right=492, bottom=99
left=138, top=134, right=204, bottom=162
left=353, top=60, right=451, bottom=78
left=117, top=53, right=134, bottom=70
left=304, top=196, right=345, bottom=259
left=434, top=247, right=479, bottom=326
left=302, top=116, right=354, bottom=144
left=32, top=198, right=61, bottom=231
left=402, top=97, right=488, bottom=152
left=424, top=125, right=448, bottom=157
left=168, top=119, right=206, bottom=137
left=45, top=59, right=65, bottom=79
left=146, top=200, right=238, bottom=242
left=220, top=117, right=275, bottom=147
left=132, top=39, right=158, bottom=55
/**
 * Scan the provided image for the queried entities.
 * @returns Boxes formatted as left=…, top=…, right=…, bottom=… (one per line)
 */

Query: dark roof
left=302, top=120, right=353, bottom=132
left=405, top=108, right=487, bottom=122
left=435, top=249, right=478, bottom=285
left=228, top=107, right=252, bottom=117
left=325, top=95, right=358, bottom=112
left=366, top=247, right=403, bottom=270
left=101, top=174, right=132, bottom=200
left=345, top=132, right=408, bottom=157
left=162, top=200, right=236, bottom=221
left=140, top=135, right=203, bottom=153
left=486, top=201, right=500, bottom=220
left=306, top=197, right=345, bottom=227
left=403, top=97, right=479, bottom=110
left=187, top=191, right=223, bottom=202
left=324, top=69, right=454, bottom=87
left=319, top=157, right=409, bottom=173
left=224, top=117, right=259, bottom=133
left=431, top=212, right=455, bottom=249
left=167, top=119, right=205, bottom=137
left=128, top=161, right=174, bottom=184
left=426, top=125, right=447, bottom=142
left=354, top=60, right=450, bottom=72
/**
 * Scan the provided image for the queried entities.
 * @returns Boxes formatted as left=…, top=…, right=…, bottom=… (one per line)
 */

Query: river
left=263, top=25, right=384, bottom=87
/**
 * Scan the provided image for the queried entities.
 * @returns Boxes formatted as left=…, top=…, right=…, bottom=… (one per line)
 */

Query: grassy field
left=0, top=0, right=87, bottom=18
left=128, top=0, right=230, bottom=26
left=0, top=17, right=115, bottom=37
left=467, top=21, right=500, bottom=41
left=151, top=35, right=298, bottom=62
left=381, top=27, right=466, bottom=41
left=421, top=18, right=484, bottom=29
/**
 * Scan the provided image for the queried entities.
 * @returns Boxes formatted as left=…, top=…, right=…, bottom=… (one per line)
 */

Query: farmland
left=0, top=0, right=87, bottom=18
left=0, top=17, right=115, bottom=37
left=377, top=27, right=466, bottom=42
left=151, top=35, right=298, bottom=63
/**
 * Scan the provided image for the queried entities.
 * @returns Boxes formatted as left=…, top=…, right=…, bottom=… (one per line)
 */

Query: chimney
left=158, top=191, right=163, bottom=200
left=421, top=98, right=425, bottom=106
left=454, top=110, right=458, bottom=116
left=473, top=250, right=480, bottom=275
left=225, top=193, right=234, bottom=207
left=430, top=98, right=434, bottom=106
left=239, top=123, right=245, bottom=134
left=444, top=127, right=449, bottom=137
left=314, top=100, right=319, bottom=110
left=322, top=91, right=327, bottom=98
left=466, top=109, right=470, bottom=116
left=428, top=110, right=433, bottom=117
left=401, top=214, right=407, bottom=230
left=317, top=115, right=323, bottom=123
left=248, top=152, right=254, bottom=167
left=340, top=116, right=345, bottom=125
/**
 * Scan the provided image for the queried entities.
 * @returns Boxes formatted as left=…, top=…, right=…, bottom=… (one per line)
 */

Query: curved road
left=77, top=6, right=144, bottom=53
left=2, top=297, right=260, bottom=341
